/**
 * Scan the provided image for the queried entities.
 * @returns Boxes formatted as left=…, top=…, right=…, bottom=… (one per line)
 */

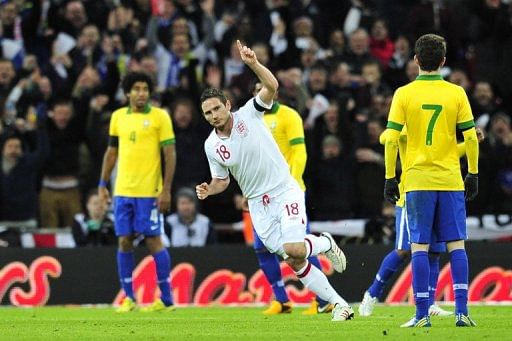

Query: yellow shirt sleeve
left=385, top=88, right=405, bottom=179
left=379, top=130, right=389, bottom=145
left=456, top=87, right=475, bottom=130
left=387, top=88, right=406, bottom=130
left=159, top=110, right=176, bottom=146
left=109, top=110, right=119, bottom=136
left=463, top=128, right=479, bottom=174
left=286, top=109, right=307, bottom=185
left=384, top=129, right=401, bottom=179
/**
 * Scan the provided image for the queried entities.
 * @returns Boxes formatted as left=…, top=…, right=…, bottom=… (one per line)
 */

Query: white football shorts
left=248, top=181, right=307, bottom=258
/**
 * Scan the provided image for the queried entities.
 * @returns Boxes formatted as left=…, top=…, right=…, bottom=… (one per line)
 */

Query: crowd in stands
left=1, top=0, right=511, bottom=246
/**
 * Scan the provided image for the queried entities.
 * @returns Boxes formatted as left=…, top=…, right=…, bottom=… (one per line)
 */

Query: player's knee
left=283, top=243, right=306, bottom=260
left=284, top=256, right=306, bottom=271
left=118, top=236, right=134, bottom=251
left=146, top=236, right=164, bottom=254
left=396, top=249, right=409, bottom=259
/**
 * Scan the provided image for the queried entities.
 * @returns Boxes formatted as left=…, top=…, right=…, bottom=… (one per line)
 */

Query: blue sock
left=450, top=249, right=469, bottom=315
left=368, top=250, right=404, bottom=299
left=308, top=255, right=329, bottom=307
left=255, top=249, right=288, bottom=303
left=153, top=249, right=173, bottom=306
left=411, top=251, right=430, bottom=320
left=117, top=250, right=135, bottom=300
left=428, top=253, right=440, bottom=307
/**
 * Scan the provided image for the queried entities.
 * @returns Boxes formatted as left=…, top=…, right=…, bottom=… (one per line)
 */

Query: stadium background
left=1, top=0, right=511, bottom=306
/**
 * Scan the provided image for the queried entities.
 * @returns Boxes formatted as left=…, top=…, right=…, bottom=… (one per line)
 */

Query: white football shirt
left=204, top=96, right=292, bottom=199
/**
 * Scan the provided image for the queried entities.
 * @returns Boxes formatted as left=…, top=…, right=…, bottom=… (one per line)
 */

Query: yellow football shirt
left=110, top=105, right=175, bottom=197
left=263, top=102, right=307, bottom=191
left=387, top=74, right=475, bottom=191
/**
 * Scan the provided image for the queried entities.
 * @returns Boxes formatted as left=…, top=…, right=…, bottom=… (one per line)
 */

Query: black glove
left=384, top=178, right=400, bottom=204
left=464, top=173, right=478, bottom=201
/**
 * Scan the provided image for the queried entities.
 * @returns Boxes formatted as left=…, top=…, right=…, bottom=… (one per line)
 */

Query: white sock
left=295, top=261, right=348, bottom=306
left=304, top=234, right=331, bottom=257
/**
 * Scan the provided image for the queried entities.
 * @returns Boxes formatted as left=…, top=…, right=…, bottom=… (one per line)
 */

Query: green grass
left=0, top=305, right=509, bottom=340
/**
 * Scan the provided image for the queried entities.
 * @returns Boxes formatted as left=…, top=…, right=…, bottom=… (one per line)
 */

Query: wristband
left=98, top=179, right=108, bottom=187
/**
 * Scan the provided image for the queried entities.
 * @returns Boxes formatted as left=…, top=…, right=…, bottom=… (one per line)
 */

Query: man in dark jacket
left=0, top=104, right=49, bottom=227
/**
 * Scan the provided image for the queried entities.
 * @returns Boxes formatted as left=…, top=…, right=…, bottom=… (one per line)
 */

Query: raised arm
left=237, top=40, right=278, bottom=106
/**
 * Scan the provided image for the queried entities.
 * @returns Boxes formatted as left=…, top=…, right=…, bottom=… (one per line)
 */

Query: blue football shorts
left=114, top=196, right=164, bottom=237
left=395, top=205, right=445, bottom=252
left=405, top=191, right=467, bottom=244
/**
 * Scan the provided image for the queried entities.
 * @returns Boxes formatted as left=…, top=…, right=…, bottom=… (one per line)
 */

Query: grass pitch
left=1, top=305, right=509, bottom=340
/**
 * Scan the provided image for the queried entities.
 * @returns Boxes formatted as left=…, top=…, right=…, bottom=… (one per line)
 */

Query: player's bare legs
left=119, top=235, right=136, bottom=252
left=284, top=240, right=353, bottom=321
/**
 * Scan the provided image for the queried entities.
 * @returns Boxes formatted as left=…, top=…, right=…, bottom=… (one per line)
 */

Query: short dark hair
left=122, top=71, right=153, bottom=95
left=52, top=98, right=73, bottom=110
left=414, top=34, right=446, bottom=72
left=200, top=88, right=228, bottom=106
left=176, top=187, right=198, bottom=203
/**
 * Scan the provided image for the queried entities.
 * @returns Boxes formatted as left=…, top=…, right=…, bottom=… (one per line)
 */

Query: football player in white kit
left=196, top=40, right=354, bottom=321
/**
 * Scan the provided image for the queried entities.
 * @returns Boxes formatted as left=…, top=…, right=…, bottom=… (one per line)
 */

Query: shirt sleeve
left=239, top=95, right=273, bottom=118
left=206, top=148, right=229, bottom=179
left=456, top=87, right=475, bottom=130
left=286, top=109, right=305, bottom=145
left=109, top=110, right=119, bottom=136
left=386, top=88, right=405, bottom=131
left=159, top=109, right=176, bottom=146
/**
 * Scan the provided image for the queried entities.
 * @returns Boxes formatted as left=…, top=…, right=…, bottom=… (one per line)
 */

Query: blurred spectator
left=50, top=0, right=89, bottom=39
left=166, top=187, right=216, bottom=247
left=305, top=62, right=329, bottom=98
left=448, top=68, right=472, bottom=93
left=0, top=59, right=17, bottom=118
left=221, top=39, right=247, bottom=88
left=471, top=81, right=502, bottom=124
left=354, top=118, right=385, bottom=217
left=344, top=28, right=372, bottom=76
left=355, top=60, right=392, bottom=110
left=404, top=59, right=419, bottom=83
left=107, top=5, right=138, bottom=52
left=385, top=35, right=412, bottom=88
left=328, top=61, right=357, bottom=106
left=72, top=189, right=116, bottom=247
left=170, top=98, right=210, bottom=197
left=305, top=135, right=355, bottom=221
left=0, top=104, right=49, bottom=228
left=489, top=113, right=512, bottom=213
left=40, top=100, right=85, bottom=228
left=72, top=24, right=102, bottom=69
left=308, top=98, right=354, bottom=163
left=325, top=29, right=346, bottom=62
left=145, top=0, right=182, bottom=48
left=369, top=19, right=394, bottom=68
